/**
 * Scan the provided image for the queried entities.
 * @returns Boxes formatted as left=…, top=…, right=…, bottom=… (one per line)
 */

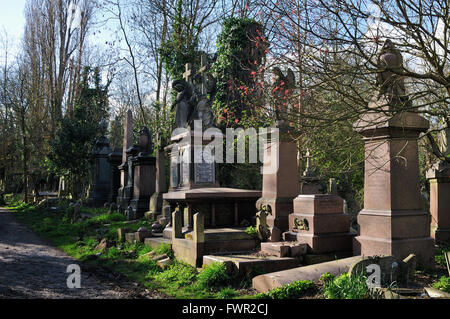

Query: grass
left=320, top=272, right=372, bottom=299
left=432, top=276, right=450, bottom=293
left=5, top=199, right=248, bottom=299
left=435, top=246, right=450, bottom=268
left=255, top=280, right=315, bottom=299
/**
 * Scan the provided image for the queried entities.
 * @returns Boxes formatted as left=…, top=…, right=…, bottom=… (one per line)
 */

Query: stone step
left=260, top=242, right=308, bottom=258
left=144, top=237, right=172, bottom=249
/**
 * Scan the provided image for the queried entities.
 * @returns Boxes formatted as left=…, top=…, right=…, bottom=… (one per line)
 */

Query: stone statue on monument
left=376, top=39, right=407, bottom=101
left=272, top=67, right=296, bottom=121
left=171, top=55, right=217, bottom=131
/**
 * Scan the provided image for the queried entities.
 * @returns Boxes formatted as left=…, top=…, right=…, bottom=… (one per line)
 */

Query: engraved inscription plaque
left=194, top=148, right=215, bottom=184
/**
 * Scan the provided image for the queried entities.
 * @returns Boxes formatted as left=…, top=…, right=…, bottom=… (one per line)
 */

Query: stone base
left=355, top=209, right=435, bottom=269
left=353, top=235, right=435, bottom=269
left=147, top=192, right=163, bottom=221
left=432, top=226, right=450, bottom=245
left=130, top=197, right=150, bottom=219
left=283, top=231, right=355, bottom=254
left=87, top=182, right=110, bottom=207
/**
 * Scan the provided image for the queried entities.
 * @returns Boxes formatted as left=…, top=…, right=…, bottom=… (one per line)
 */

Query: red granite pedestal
left=256, top=126, right=300, bottom=241
left=427, top=162, right=450, bottom=244
left=283, top=194, right=354, bottom=254
left=353, top=109, right=435, bottom=269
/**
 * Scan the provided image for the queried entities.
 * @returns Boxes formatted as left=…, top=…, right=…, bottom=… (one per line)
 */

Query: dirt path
left=0, top=207, right=163, bottom=299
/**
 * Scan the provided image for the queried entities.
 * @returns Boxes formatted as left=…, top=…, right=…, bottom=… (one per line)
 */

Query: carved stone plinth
left=257, top=125, right=300, bottom=241
left=283, top=194, right=354, bottom=254
left=353, top=109, right=435, bottom=269
left=129, top=154, right=156, bottom=219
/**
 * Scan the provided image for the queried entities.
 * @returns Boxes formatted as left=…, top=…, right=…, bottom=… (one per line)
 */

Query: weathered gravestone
left=256, top=121, right=300, bottom=241
left=87, top=119, right=113, bottom=207
left=117, top=109, right=134, bottom=211
left=129, top=126, right=156, bottom=219
left=353, top=39, right=434, bottom=269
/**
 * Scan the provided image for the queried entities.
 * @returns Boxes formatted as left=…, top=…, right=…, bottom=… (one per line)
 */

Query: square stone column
left=256, top=124, right=300, bottom=241
left=426, top=162, right=450, bottom=244
left=129, top=154, right=156, bottom=219
left=353, top=109, right=435, bottom=269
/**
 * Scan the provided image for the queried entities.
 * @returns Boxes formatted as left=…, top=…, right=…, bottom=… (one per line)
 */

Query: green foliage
left=160, top=0, right=200, bottom=80
left=216, top=287, right=238, bottom=299
left=154, top=261, right=198, bottom=288
left=435, top=246, right=450, bottom=267
left=245, top=226, right=259, bottom=239
left=212, top=17, right=270, bottom=128
left=255, top=280, right=314, bottom=299
left=197, top=262, right=231, bottom=290
left=433, top=276, right=450, bottom=293
left=321, top=273, right=371, bottom=299
left=46, top=67, right=109, bottom=199
left=319, top=272, right=336, bottom=284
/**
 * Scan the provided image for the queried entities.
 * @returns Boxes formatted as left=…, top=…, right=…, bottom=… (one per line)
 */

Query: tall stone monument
left=129, top=126, right=156, bottom=219
left=256, top=121, right=300, bottom=242
left=353, top=39, right=434, bottom=268
left=117, top=110, right=134, bottom=211
left=88, top=119, right=113, bottom=207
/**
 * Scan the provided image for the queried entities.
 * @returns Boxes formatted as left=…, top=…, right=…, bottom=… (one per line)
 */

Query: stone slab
left=163, top=187, right=261, bottom=200
left=252, top=256, right=361, bottom=293
left=144, top=237, right=172, bottom=249
left=260, top=242, right=308, bottom=257
left=203, top=254, right=300, bottom=278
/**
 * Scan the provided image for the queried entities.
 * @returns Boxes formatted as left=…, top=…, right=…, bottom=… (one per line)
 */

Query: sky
left=0, top=0, right=27, bottom=40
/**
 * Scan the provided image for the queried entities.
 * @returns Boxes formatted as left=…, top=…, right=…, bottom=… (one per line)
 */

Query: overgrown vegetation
left=320, top=272, right=372, bottom=299
left=197, top=262, right=231, bottom=291
left=433, top=276, right=450, bottom=293
left=6, top=201, right=247, bottom=298
left=255, top=280, right=315, bottom=299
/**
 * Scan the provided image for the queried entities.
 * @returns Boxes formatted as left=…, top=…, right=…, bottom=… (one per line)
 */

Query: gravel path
left=0, top=207, right=163, bottom=299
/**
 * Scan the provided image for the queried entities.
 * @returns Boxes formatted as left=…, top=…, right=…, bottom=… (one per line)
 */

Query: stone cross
left=198, top=54, right=208, bottom=95
left=183, top=63, right=192, bottom=83
left=303, top=149, right=315, bottom=177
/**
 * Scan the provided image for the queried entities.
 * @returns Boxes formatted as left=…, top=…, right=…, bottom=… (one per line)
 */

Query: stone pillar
left=117, top=110, right=134, bottom=210
left=147, top=149, right=167, bottom=220
left=172, top=208, right=183, bottom=239
left=107, top=151, right=122, bottom=204
left=353, top=108, right=435, bottom=269
left=193, top=212, right=205, bottom=243
left=256, top=122, right=300, bottom=241
left=129, top=127, right=156, bottom=219
left=426, top=162, right=450, bottom=244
